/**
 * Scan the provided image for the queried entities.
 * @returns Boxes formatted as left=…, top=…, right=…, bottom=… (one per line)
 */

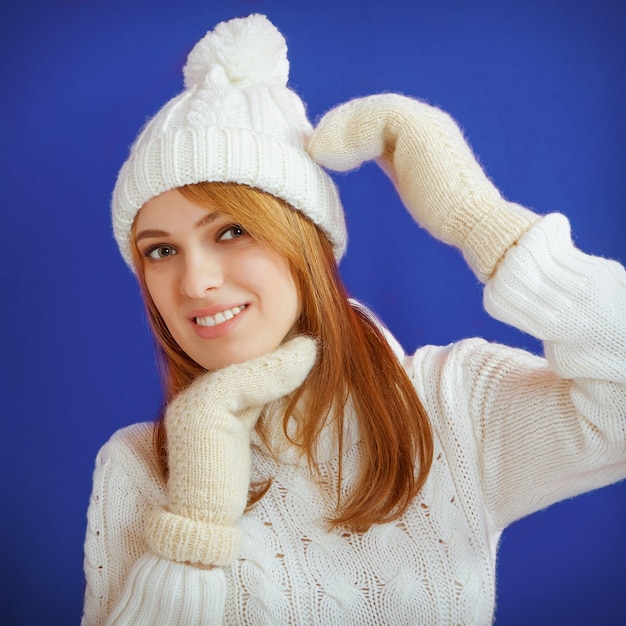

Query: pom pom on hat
left=112, top=14, right=346, bottom=270
left=183, top=14, right=289, bottom=88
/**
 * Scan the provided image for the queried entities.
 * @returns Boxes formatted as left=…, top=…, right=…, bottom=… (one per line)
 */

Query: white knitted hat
left=112, top=14, right=347, bottom=267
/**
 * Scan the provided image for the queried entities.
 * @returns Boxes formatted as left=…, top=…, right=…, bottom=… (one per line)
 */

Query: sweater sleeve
left=471, top=213, right=626, bottom=529
left=82, top=423, right=227, bottom=625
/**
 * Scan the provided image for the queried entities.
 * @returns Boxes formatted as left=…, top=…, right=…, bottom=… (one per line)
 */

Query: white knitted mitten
left=145, top=336, right=317, bottom=567
left=308, top=94, right=539, bottom=281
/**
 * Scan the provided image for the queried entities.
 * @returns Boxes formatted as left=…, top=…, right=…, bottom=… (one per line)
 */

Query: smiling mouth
left=195, top=305, right=247, bottom=327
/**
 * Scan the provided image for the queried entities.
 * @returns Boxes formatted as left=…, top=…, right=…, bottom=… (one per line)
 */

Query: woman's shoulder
left=410, top=336, right=543, bottom=369
left=99, top=421, right=155, bottom=454
left=94, top=421, right=162, bottom=487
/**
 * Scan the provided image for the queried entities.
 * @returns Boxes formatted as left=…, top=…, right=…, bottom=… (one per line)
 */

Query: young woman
left=82, top=14, right=626, bottom=625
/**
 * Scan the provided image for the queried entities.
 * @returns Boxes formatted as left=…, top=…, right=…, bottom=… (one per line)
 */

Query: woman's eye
left=145, top=245, right=176, bottom=259
left=218, top=225, right=246, bottom=241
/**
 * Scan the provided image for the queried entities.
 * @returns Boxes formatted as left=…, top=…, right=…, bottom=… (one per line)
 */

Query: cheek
left=144, top=271, right=175, bottom=321
left=286, top=272, right=302, bottom=319
left=263, top=258, right=298, bottom=302
left=243, top=253, right=300, bottom=320
left=275, top=265, right=301, bottom=326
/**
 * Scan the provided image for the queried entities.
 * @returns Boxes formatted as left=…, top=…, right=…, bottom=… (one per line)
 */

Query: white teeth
left=195, top=305, right=246, bottom=327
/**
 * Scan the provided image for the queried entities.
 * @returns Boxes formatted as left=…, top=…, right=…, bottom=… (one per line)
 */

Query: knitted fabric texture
left=308, top=94, right=539, bottom=281
left=145, top=336, right=316, bottom=567
left=83, top=215, right=626, bottom=624
left=112, top=14, right=346, bottom=268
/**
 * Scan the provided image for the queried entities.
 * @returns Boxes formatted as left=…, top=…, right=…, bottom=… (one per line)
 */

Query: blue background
left=1, top=0, right=625, bottom=624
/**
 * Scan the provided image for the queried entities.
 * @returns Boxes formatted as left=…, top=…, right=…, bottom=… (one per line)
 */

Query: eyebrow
left=135, top=211, right=220, bottom=244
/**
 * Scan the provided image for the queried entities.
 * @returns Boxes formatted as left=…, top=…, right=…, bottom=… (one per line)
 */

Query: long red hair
left=131, top=182, right=433, bottom=532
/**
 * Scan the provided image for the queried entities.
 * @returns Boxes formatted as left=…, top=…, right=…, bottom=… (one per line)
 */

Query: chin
left=195, top=343, right=281, bottom=372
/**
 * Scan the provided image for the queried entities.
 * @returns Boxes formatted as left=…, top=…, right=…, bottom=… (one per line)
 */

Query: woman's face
left=134, top=188, right=301, bottom=371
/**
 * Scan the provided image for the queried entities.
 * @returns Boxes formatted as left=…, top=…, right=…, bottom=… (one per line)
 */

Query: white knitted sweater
left=82, top=215, right=626, bottom=625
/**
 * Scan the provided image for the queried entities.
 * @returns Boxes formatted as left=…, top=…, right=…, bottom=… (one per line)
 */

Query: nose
left=179, top=248, right=224, bottom=298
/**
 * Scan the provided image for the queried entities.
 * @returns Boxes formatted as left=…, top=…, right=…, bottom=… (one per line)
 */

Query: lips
left=195, top=304, right=247, bottom=328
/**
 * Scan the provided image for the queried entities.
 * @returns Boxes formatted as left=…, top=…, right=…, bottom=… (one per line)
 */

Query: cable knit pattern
left=82, top=215, right=626, bottom=625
